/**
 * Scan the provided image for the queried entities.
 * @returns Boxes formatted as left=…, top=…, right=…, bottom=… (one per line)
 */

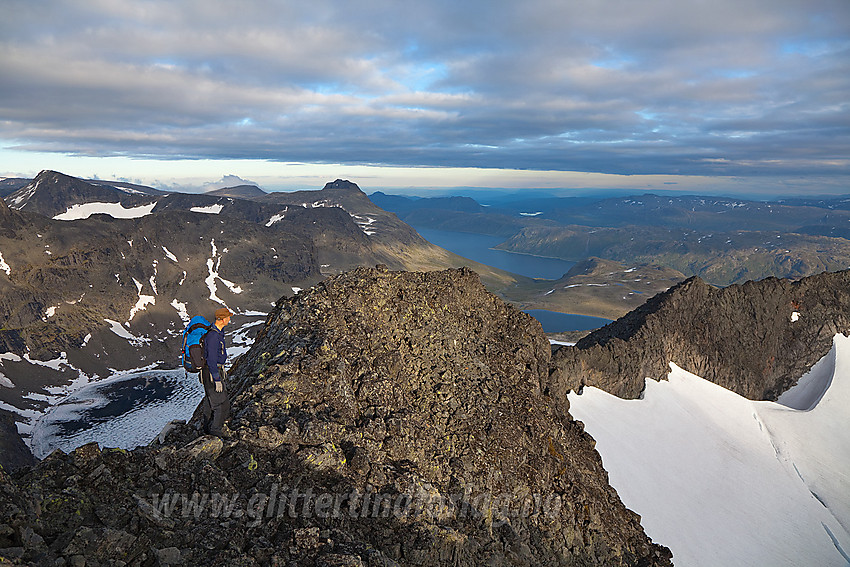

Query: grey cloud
left=0, top=0, right=848, bottom=180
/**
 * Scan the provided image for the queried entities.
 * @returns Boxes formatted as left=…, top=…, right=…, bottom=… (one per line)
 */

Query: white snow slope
left=568, top=334, right=850, bottom=567
left=52, top=201, right=156, bottom=220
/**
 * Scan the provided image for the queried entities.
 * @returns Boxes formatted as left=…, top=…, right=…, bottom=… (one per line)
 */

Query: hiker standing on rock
left=202, top=307, right=232, bottom=437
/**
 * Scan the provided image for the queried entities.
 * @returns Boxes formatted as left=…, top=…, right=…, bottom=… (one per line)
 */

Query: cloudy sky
left=1, top=0, right=848, bottom=196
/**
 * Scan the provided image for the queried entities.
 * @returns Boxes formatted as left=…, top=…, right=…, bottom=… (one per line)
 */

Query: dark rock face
left=0, top=267, right=671, bottom=566
left=551, top=270, right=850, bottom=401
left=0, top=198, right=23, bottom=235
left=0, top=410, right=34, bottom=472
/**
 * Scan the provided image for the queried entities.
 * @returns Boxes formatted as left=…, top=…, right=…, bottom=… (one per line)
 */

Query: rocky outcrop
left=551, top=270, right=850, bottom=401
left=0, top=198, right=23, bottom=235
left=0, top=267, right=671, bottom=566
left=0, top=410, right=34, bottom=472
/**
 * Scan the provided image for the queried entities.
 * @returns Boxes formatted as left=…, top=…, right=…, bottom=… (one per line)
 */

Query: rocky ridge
left=550, top=269, right=850, bottom=400
left=0, top=267, right=671, bottom=566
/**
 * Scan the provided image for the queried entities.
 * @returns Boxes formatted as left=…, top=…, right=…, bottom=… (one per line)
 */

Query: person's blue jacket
left=203, top=326, right=227, bottom=381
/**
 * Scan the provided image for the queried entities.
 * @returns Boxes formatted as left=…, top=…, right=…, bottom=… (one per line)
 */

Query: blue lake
left=414, top=227, right=575, bottom=280
left=413, top=227, right=611, bottom=333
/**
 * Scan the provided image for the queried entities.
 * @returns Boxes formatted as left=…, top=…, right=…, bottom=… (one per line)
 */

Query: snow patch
left=149, top=261, right=158, bottom=295
left=23, top=351, right=71, bottom=371
left=104, top=319, right=149, bottom=346
left=0, top=352, right=23, bottom=364
left=53, top=201, right=156, bottom=220
left=128, top=278, right=155, bottom=321
left=204, top=239, right=242, bottom=309
left=350, top=214, right=378, bottom=235
left=110, top=184, right=148, bottom=195
left=170, top=299, right=190, bottom=324
left=0, top=251, right=10, bottom=276
left=240, top=310, right=268, bottom=317
left=10, top=183, right=37, bottom=208
left=162, top=246, right=178, bottom=263
left=190, top=203, right=224, bottom=214
left=0, top=372, right=14, bottom=388
left=266, top=207, right=289, bottom=227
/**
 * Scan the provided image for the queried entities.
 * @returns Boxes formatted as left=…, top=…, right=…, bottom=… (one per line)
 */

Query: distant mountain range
left=372, top=190, right=850, bottom=286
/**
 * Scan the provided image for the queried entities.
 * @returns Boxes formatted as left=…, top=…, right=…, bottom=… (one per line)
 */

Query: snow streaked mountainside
left=6, top=171, right=163, bottom=217
left=568, top=333, right=850, bottom=567
left=0, top=171, right=523, bottom=440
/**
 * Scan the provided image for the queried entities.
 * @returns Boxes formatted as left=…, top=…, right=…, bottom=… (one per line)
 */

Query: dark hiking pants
left=201, top=365, right=230, bottom=435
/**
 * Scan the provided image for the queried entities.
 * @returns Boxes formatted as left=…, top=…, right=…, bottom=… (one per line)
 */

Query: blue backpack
left=182, top=315, right=212, bottom=373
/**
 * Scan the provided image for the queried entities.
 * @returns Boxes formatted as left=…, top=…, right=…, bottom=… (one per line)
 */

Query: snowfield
left=568, top=333, right=850, bottom=567
left=189, top=203, right=224, bottom=214
left=52, top=201, right=157, bottom=220
left=29, top=369, right=203, bottom=459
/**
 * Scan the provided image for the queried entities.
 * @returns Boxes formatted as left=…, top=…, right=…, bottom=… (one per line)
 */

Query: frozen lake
left=30, top=369, right=204, bottom=459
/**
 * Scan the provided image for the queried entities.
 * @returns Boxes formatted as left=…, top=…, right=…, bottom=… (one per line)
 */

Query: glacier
left=568, top=334, right=850, bottom=566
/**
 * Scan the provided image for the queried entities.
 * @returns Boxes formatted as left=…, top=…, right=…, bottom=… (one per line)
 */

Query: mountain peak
left=322, top=179, right=363, bottom=192
left=6, top=170, right=154, bottom=217
left=206, top=184, right=266, bottom=199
